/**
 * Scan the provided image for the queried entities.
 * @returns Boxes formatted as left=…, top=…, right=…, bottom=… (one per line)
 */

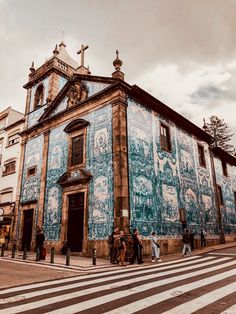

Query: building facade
left=0, top=107, right=24, bottom=233
left=12, top=43, right=236, bottom=256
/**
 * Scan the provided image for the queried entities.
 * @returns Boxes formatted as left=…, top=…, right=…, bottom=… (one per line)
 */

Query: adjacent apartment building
left=0, top=107, right=24, bottom=234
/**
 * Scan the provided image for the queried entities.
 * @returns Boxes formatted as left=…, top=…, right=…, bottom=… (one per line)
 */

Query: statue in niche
left=67, top=81, right=88, bottom=107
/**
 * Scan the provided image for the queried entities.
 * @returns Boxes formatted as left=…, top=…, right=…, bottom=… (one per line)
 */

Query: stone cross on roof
left=77, top=44, right=89, bottom=67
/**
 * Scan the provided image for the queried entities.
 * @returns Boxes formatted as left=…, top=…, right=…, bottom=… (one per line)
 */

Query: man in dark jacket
left=36, top=227, right=45, bottom=260
left=130, top=228, right=143, bottom=264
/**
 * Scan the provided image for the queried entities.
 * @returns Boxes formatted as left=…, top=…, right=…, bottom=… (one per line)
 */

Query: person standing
left=36, top=227, right=45, bottom=260
left=182, top=229, right=192, bottom=257
left=118, top=230, right=126, bottom=266
left=200, top=230, right=207, bottom=247
left=109, top=227, right=120, bottom=264
left=189, top=229, right=194, bottom=251
left=151, top=232, right=162, bottom=262
left=131, top=228, right=143, bottom=264
left=0, top=227, right=5, bottom=248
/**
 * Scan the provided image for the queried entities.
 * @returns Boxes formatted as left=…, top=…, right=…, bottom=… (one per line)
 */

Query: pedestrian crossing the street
left=0, top=255, right=236, bottom=313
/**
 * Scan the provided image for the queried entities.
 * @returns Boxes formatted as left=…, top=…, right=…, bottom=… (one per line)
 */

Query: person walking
left=151, top=232, right=162, bottom=262
left=36, top=226, right=45, bottom=260
left=130, top=228, right=143, bottom=264
left=118, top=230, right=126, bottom=266
left=182, top=229, right=192, bottom=257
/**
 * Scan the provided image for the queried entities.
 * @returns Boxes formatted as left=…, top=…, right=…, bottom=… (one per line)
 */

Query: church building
left=12, top=42, right=236, bottom=256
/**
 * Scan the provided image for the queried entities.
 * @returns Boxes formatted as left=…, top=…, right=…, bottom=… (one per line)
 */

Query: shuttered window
left=71, top=135, right=84, bottom=166
left=198, top=144, right=206, bottom=168
left=160, top=123, right=171, bottom=152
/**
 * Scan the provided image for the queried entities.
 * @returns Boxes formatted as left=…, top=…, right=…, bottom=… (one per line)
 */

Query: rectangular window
left=3, top=161, right=16, bottom=176
left=27, top=166, right=37, bottom=177
left=217, top=185, right=224, bottom=206
left=7, top=134, right=20, bottom=146
left=198, top=144, right=206, bottom=167
left=160, top=123, right=171, bottom=152
left=222, top=160, right=228, bottom=177
left=0, top=191, right=13, bottom=203
left=71, top=135, right=84, bottom=166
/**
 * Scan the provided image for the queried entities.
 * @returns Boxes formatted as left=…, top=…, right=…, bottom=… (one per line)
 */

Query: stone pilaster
left=48, top=72, right=59, bottom=103
left=209, top=147, right=225, bottom=243
left=37, top=130, right=50, bottom=228
left=112, top=97, right=129, bottom=234
left=10, top=138, right=27, bottom=248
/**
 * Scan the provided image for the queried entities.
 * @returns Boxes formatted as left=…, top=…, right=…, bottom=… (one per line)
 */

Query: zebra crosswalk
left=0, top=254, right=236, bottom=313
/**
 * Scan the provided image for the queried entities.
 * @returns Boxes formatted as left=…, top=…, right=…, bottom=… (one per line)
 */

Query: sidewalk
left=1, top=241, right=236, bottom=271
left=159, top=241, right=236, bottom=263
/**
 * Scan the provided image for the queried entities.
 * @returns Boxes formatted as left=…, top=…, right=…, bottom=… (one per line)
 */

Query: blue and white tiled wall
left=127, top=98, right=225, bottom=238
left=42, top=105, right=113, bottom=241
left=43, top=124, right=68, bottom=240
left=86, top=105, right=114, bottom=239
left=17, top=135, right=44, bottom=239
left=214, top=157, right=236, bottom=233
left=49, top=80, right=111, bottom=118
left=21, top=135, right=44, bottom=203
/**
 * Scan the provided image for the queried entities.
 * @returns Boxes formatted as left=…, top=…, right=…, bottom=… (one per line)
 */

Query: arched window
left=34, top=84, right=44, bottom=109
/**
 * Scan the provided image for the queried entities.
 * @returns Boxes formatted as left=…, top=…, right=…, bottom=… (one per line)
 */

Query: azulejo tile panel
left=82, top=81, right=110, bottom=97
left=86, top=105, right=114, bottom=239
left=43, top=124, right=68, bottom=240
left=21, top=135, right=44, bottom=203
left=43, top=104, right=114, bottom=241
left=214, top=157, right=236, bottom=233
left=28, top=105, right=46, bottom=128
left=127, top=98, right=220, bottom=238
left=17, top=136, right=44, bottom=239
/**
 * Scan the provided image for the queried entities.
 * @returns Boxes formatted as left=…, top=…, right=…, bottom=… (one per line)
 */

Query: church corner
left=8, top=42, right=236, bottom=258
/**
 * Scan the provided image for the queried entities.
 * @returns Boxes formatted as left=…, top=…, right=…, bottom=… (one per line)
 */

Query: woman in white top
left=151, top=232, right=162, bottom=262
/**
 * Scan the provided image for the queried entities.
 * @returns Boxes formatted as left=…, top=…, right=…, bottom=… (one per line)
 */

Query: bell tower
left=23, top=42, right=84, bottom=126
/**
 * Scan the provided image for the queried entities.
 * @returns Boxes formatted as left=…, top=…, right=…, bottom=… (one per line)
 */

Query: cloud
left=0, top=0, right=236, bottom=147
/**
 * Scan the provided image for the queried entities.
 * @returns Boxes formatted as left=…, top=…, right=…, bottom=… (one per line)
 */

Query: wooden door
left=67, top=193, right=85, bottom=252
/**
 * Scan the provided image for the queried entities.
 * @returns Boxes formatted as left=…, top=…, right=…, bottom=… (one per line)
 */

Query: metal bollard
left=1, top=243, right=5, bottom=257
left=50, top=247, right=55, bottom=264
left=23, top=246, right=27, bottom=260
left=36, top=247, right=40, bottom=261
left=66, top=248, right=70, bottom=266
left=92, top=248, right=96, bottom=266
left=11, top=244, right=16, bottom=258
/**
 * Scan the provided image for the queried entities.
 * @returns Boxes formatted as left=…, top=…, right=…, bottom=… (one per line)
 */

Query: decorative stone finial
left=30, top=61, right=35, bottom=73
left=53, top=44, right=59, bottom=55
left=112, top=49, right=124, bottom=80
left=113, top=49, right=123, bottom=71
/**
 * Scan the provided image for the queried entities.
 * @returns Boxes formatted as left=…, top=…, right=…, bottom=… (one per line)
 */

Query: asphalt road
left=0, top=259, right=80, bottom=289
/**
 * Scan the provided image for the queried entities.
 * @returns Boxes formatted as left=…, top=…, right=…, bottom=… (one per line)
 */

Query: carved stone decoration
left=67, top=81, right=88, bottom=107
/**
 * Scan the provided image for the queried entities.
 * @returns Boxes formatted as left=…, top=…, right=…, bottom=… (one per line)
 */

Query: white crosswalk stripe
left=0, top=255, right=235, bottom=314
left=162, top=282, right=236, bottom=314
left=0, top=255, right=202, bottom=295
left=0, top=256, right=219, bottom=305
left=221, top=304, right=236, bottom=314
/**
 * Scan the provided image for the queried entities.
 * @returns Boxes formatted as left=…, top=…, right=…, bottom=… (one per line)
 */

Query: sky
left=0, top=0, right=236, bottom=146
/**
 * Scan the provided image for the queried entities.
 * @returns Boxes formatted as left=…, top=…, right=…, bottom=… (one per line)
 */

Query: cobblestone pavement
left=1, top=241, right=236, bottom=271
